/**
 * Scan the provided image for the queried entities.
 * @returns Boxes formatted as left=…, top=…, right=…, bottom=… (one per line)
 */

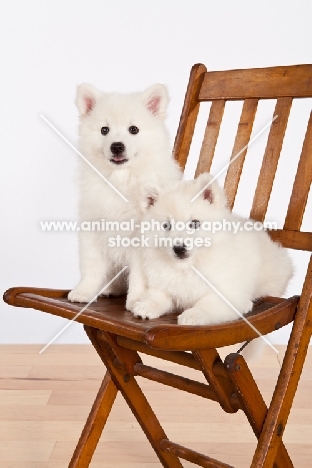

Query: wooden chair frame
left=4, top=63, right=312, bottom=467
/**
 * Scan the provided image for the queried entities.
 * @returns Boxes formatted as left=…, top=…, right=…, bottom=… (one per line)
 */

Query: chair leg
left=225, top=353, right=293, bottom=468
left=193, top=349, right=238, bottom=413
left=85, top=326, right=184, bottom=468
left=69, top=371, right=118, bottom=468
left=250, top=263, right=312, bottom=467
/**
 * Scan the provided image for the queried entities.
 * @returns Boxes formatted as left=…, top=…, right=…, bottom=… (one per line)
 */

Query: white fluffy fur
left=68, top=84, right=181, bottom=303
left=128, top=173, right=293, bottom=327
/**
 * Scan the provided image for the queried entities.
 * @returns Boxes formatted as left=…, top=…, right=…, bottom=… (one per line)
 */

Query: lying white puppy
left=68, top=83, right=181, bottom=303
left=128, top=173, right=293, bottom=326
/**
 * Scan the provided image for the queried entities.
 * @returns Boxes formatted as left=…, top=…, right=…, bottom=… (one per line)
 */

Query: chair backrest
left=173, top=64, right=312, bottom=253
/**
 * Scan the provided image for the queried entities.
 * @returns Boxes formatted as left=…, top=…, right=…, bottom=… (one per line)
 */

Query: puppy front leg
left=130, top=289, right=173, bottom=320
left=126, top=252, right=146, bottom=310
left=68, top=232, right=109, bottom=303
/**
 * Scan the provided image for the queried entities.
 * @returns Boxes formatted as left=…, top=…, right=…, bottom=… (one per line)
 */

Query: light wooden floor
left=0, top=344, right=311, bottom=467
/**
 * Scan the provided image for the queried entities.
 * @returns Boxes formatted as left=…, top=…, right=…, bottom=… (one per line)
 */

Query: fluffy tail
left=241, top=337, right=265, bottom=362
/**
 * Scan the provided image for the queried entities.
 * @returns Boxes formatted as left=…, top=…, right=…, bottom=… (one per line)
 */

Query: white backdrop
left=1, top=0, right=311, bottom=344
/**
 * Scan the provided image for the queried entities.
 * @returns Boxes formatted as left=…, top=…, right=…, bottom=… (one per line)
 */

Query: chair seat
left=3, top=287, right=299, bottom=350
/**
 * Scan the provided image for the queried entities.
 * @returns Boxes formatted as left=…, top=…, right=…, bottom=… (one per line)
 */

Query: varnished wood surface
left=173, top=63, right=207, bottom=170
left=284, top=111, right=312, bottom=231
left=249, top=97, right=293, bottom=223
left=250, top=256, right=312, bottom=467
left=199, top=65, right=312, bottom=100
left=182, top=63, right=312, bottom=239
left=0, top=344, right=311, bottom=468
left=3, top=288, right=299, bottom=350
left=224, top=98, right=258, bottom=209
left=194, top=99, right=225, bottom=177
left=267, top=229, right=312, bottom=251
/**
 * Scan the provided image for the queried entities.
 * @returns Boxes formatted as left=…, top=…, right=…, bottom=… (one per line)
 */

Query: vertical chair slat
left=195, top=99, right=226, bottom=177
left=284, top=111, right=312, bottom=231
left=250, top=97, right=293, bottom=222
left=224, top=99, right=258, bottom=209
left=174, top=64, right=207, bottom=170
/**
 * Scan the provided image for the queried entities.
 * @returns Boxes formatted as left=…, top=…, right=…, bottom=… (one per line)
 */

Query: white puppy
left=68, top=83, right=181, bottom=303
left=128, top=173, right=293, bottom=326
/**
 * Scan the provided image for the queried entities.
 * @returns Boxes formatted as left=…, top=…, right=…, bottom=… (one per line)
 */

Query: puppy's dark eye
left=101, top=126, right=109, bottom=135
left=190, top=219, right=200, bottom=229
left=162, top=221, right=171, bottom=231
left=129, top=126, right=139, bottom=135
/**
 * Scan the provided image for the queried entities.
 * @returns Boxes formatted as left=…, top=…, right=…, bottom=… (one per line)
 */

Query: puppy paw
left=178, top=308, right=208, bottom=325
left=242, top=300, right=253, bottom=314
left=126, top=296, right=139, bottom=311
left=68, top=284, right=99, bottom=303
left=131, top=301, right=161, bottom=320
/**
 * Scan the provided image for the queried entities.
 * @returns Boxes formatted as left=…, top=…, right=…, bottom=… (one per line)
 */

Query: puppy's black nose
left=111, top=142, right=125, bottom=155
left=173, top=244, right=187, bottom=258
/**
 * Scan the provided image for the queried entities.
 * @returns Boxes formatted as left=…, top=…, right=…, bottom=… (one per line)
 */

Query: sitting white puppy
left=128, top=173, right=293, bottom=325
left=68, top=83, right=181, bottom=303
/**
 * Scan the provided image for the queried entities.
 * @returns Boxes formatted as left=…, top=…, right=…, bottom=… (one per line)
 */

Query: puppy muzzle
left=110, top=141, right=128, bottom=165
left=173, top=244, right=188, bottom=259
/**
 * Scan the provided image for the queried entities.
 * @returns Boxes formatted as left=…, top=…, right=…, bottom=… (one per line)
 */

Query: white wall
left=1, top=0, right=311, bottom=344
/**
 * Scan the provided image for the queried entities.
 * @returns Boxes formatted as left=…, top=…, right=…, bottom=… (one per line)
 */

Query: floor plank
left=0, top=344, right=311, bottom=467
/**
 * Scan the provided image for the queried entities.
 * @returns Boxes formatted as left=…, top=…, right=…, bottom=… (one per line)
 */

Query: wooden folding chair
left=4, top=63, right=312, bottom=467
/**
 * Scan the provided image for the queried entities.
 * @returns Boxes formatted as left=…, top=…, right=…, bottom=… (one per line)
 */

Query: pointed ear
left=203, top=187, right=214, bottom=203
left=76, top=83, right=100, bottom=116
left=197, top=172, right=214, bottom=203
left=142, top=84, right=169, bottom=118
left=140, top=185, right=160, bottom=212
left=146, top=185, right=159, bottom=208
left=147, top=195, right=157, bottom=207
left=196, top=172, right=228, bottom=208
